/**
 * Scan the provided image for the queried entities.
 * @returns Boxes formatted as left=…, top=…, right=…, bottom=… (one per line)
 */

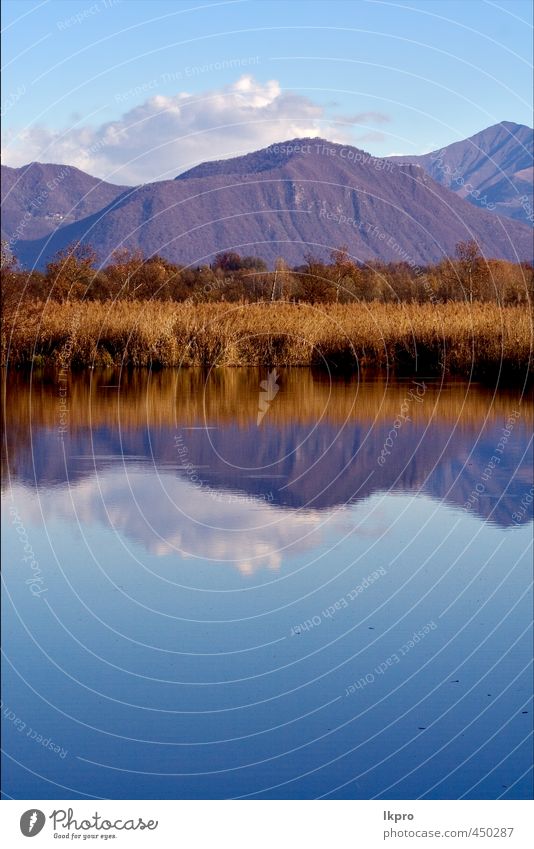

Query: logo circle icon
left=20, top=810, right=46, bottom=837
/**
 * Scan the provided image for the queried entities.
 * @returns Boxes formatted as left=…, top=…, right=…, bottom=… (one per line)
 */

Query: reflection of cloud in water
left=17, top=471, right=383, bottom=575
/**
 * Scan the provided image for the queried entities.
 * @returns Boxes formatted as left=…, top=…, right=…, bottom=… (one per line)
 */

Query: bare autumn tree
left=1, top=241, right=21, bottom=318
left=212, top=251, right=243, bottom=273
left=330, top=246, right=356, bottom=303
left=46, top=243, right=98, bottom=301
left=296, top=254, right=334, bottom=302
left=455, top=240, right=484, bottom=303
left=104, top=248, right=146, bottom=299
left=270, top=257, right=295, bottom=301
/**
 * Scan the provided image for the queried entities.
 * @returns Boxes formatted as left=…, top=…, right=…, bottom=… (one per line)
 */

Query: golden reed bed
left=2, top=300, right=532, bottom=376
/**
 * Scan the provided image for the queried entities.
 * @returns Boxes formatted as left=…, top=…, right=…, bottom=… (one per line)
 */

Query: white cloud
left=1, top=75, right=389, bottom=185
left=341, top=112, right=390, bottom=125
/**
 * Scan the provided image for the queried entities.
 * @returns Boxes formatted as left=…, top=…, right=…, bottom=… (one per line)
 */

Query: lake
left=2, top=368, right=532, bottom=799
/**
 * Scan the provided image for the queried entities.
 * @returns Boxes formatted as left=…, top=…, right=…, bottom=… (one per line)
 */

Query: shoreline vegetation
left=2, top=242, right=533, bottom=377
left=2, top=300, right=532, bottom=377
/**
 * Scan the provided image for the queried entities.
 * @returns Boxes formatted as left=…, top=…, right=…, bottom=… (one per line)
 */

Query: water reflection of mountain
left=3, top=369, right=532, bottom=528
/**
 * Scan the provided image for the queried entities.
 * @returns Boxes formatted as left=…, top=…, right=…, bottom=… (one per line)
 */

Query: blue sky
left=2, top=0, right=532, bottom=183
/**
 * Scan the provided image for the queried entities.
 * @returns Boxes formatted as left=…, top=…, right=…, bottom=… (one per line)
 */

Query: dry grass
left=2, top=299, right=532, bottom=376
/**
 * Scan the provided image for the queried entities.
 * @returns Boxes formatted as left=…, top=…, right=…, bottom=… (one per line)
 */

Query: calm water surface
left=2, top=369, right=532, bottom=799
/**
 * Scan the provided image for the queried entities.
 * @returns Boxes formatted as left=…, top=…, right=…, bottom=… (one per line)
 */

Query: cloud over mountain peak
left=2, top=75, right=388, bottom=185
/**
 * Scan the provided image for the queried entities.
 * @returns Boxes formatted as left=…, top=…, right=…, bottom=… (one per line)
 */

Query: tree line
left=2, top=240, right=532, bottom=310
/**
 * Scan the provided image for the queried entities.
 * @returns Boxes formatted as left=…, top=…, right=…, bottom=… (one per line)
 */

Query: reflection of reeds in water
left=3, top=368, right=532, bottom=435
left=3, top=300, right=533, bottom=374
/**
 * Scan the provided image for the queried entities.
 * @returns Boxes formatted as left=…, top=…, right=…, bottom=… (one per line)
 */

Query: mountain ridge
left=1, top=162, right=127, bottom=245
left=390, top=121, right=533, bottom=224
left=2, top=125, right=532, bottom=270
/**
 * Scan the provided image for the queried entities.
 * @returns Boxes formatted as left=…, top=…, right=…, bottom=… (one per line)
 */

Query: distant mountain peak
left=175, top=136, right=373, bottom=181
left=498, top=120, right=526, bottom=131
left=390, top=121, right=533, bottom=224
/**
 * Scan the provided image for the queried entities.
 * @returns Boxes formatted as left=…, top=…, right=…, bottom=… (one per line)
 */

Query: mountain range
left=2, top=121, right=532, bottom=270
left=391, top=121, right=533, bottom=223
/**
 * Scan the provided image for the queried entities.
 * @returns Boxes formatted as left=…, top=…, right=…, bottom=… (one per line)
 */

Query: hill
left=3, top=134, right=532, bottom=269
left=1, top=162, right=127, bottom=251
